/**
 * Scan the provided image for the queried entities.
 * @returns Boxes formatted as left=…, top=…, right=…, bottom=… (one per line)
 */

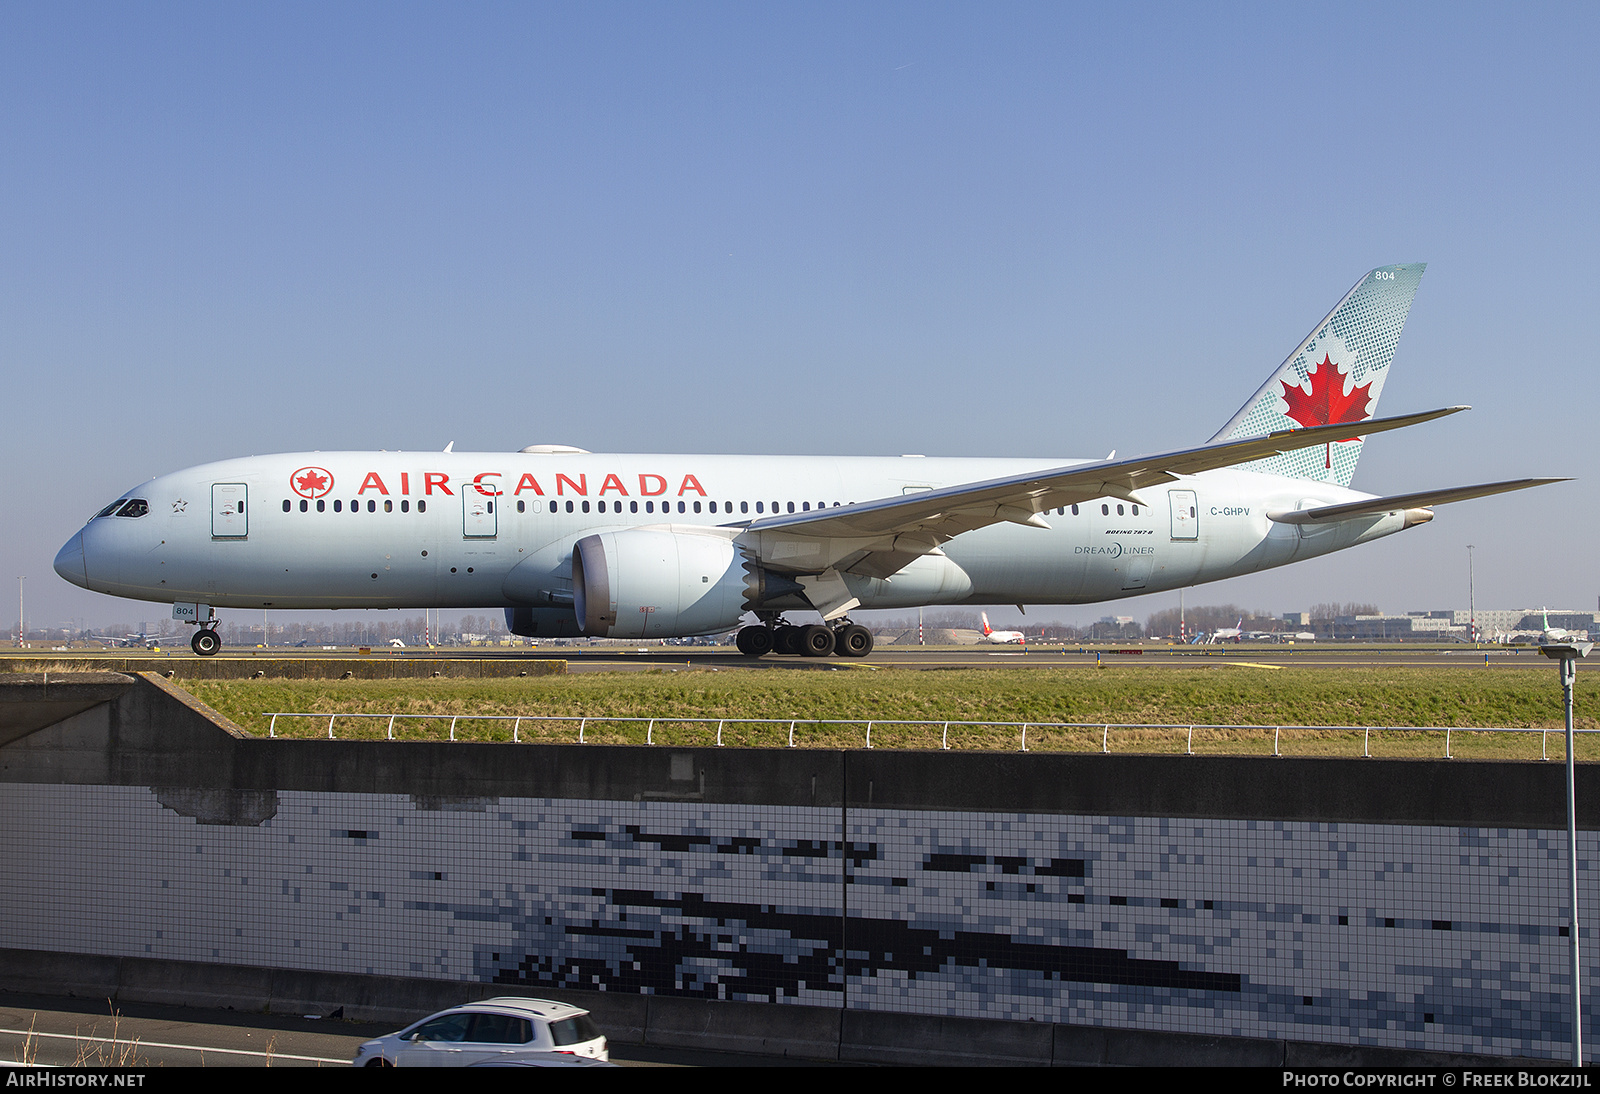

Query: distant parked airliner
left=980, top=612, right=1025, bottom=645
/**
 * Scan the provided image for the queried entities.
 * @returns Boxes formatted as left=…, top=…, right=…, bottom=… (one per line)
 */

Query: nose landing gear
left=190, top=627, right=221, bottom=656
left=173, top=603, right=222, bottom=656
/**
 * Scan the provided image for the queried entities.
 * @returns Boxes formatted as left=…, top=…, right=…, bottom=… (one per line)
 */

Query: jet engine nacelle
left=572, top=527, right=749, bottom=638
left=504, top=606, right=584, bottom=639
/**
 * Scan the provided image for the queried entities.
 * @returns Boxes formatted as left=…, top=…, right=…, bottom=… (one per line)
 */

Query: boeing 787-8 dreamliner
left=55, top=265, right=1562, bottom=657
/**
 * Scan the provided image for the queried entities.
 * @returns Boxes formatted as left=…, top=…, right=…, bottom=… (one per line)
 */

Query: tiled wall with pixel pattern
left=0, top=783, right=1588, bottom=1059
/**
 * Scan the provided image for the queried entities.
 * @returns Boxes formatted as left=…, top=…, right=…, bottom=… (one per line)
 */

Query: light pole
left=1541, top=638, right=1593, bottom=1066
left=16, top=576, right=23, bottom=649
left=1466, top=545, right=1477, bottom=646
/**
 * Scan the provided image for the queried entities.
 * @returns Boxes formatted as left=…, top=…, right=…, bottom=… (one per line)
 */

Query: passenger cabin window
left=410, top=1014, right=471, bottom=1043
left=282, top=500, right=291, bottom=513
left=465, top=1014, right=533, bottom=1045
left=384, top=500, right=393, bottom=512
left=300, top=500, right=309, bottom=512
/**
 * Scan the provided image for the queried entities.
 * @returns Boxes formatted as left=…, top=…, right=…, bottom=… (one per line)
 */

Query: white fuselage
left=56, top=450, right=1412, bottom=632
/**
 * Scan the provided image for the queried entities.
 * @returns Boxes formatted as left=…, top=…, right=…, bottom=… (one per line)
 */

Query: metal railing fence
left=260, top=712, right=1593, bottom=759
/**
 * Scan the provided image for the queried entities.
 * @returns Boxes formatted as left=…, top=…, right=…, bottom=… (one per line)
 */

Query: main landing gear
left=190, top=626, right=221, bottom=657
left=735, top=620, right=873, bottom=659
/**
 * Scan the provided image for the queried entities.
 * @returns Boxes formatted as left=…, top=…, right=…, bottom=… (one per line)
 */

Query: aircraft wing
left=1266, top=478, right=1568, bottom=524
left=741, top=405, right=1468, bottom=580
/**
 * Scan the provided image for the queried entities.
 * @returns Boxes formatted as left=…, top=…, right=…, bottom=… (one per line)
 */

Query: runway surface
left=6, top=642, right=1589, bottom=674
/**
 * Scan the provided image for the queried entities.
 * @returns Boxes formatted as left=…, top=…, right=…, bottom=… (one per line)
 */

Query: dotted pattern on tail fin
left=1218, top=264, right=1425, bottom=488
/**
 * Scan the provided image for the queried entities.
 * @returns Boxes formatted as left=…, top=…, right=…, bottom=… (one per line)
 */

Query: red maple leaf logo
left=1279, top=354, right=1372, bottom=466
left=290, top=466, right=333, bottom=498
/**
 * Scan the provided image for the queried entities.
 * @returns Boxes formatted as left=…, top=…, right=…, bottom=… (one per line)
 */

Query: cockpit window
left=115, top=499, right=149, bottom=518
left=95, top=501, right=126, bottom=519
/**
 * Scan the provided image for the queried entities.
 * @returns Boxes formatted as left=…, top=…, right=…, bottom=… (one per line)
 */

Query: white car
left=352, top=997, right=610, bottom=1067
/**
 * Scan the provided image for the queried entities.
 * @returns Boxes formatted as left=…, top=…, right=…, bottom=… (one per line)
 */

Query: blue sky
left=4, top=2, right=1595, bottom=631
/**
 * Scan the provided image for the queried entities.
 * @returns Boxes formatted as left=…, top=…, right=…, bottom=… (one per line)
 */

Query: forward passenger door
left=211, top=483, right=247, bottom=538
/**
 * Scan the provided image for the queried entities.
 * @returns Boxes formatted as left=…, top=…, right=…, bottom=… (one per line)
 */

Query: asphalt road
left=0, top=992, right=831, bottom=1068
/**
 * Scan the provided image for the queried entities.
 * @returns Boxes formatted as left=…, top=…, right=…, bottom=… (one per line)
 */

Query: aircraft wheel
left=735, top=626, right=773, bottom=658
left=798, top=624, right=835, bottom=657
left=191, top=629, right=221, bottom=657
left=773, top=626, right=801, bottom=655
left=834, top=624, right=873, bottom=658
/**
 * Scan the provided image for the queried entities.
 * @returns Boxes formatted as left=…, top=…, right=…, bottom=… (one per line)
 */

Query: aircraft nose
left=54, top=531, right=88, bottom=589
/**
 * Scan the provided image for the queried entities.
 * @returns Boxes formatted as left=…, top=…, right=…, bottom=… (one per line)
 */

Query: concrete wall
left=0, top=672, right=1592, bottom=1065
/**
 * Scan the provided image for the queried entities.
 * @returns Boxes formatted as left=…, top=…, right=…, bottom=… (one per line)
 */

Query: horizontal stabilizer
left=1267, top=478, right=1569, bottom=524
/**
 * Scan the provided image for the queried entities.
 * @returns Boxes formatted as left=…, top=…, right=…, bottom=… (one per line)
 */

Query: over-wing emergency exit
left=55, top=265, right=1565, bottom=657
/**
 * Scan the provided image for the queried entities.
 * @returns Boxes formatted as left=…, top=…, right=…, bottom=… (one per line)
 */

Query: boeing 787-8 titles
left=55, top=265, right=1563, bottom=658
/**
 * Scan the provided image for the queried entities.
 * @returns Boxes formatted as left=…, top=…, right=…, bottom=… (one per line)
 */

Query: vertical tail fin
left=981, top=611, right=993, bottom=636
left=1210, top=264, right=1426, bottom=487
